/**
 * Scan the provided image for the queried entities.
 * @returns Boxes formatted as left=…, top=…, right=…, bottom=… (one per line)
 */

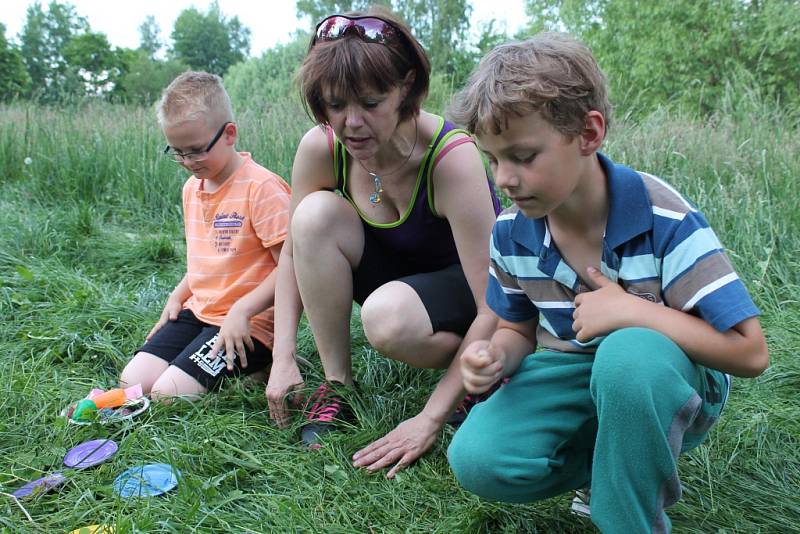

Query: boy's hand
left=573, top=267, right=642, bottom=342
left=460, top=340, right=506, bottom=394
left=146, top=297, right=183, bottom=341
left=209, top=307, right=254, bottom=371
left=265, top=357, right=304, bottom=428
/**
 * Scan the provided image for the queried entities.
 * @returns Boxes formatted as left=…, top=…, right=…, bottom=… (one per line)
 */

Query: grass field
left=0, top=92, right=798, bottom=533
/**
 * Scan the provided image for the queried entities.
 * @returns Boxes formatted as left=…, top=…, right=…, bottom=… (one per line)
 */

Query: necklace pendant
left=369, top=173, right=383, bottom=205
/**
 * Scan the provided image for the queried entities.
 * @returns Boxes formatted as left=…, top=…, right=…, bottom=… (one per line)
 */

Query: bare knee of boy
left=120, top=352, right=169, bottom=394
left=150, top=365, right=207, bottom=402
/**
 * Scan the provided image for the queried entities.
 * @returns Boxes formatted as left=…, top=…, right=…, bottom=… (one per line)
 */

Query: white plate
left=61, top=397, right=150, bottom=425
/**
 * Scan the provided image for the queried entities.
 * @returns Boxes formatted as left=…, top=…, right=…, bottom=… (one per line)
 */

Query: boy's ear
left=223, top=122, right=237, bottom=146
left=578, top=111, right=605, bottom=155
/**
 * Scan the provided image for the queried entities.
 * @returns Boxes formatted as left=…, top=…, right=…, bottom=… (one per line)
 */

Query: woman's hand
left=352, top=412, right=441, bottom=479
left=265, top=356, right=305, bottom=428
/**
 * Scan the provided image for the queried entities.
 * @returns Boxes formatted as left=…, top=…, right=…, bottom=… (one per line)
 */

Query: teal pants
left=448, top=328, right=727, bottom=534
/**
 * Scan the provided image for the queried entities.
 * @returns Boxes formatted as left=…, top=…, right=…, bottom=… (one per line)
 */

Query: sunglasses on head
left=312, top=14, right=400, bottom=46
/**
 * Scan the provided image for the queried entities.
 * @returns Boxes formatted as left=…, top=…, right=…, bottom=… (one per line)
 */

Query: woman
left=266, top=8, right=500, bottom=478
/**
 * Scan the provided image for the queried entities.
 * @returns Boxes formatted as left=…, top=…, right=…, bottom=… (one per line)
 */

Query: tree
left=171, top=2, right=250, bottom=76
left=736, top=0, right=800, bottom=108
left=394, top=0, right=472, bottom=83
left=114, top=49, right=188, bottom=105
left=62, top=31, right=122, bottom=95
left=522, top=0, right=800, bottom=116
left=225, top=35, right=308, bottom=113
left=138, top=15, right=162, bottom=59
left=0, top=24, right=30, bottom=100
left=19, top=1, right=89, bottom=100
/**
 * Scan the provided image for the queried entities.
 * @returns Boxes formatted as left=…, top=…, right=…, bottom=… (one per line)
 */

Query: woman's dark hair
left=297, top=6, right=430, bottom=124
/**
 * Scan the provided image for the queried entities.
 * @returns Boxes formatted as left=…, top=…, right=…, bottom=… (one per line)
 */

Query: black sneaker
left=300, top=381, right=354, bottom=449
left=446, top=378, right=508, bottom=427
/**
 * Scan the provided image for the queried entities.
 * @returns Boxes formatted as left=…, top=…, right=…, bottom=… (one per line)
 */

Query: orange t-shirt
left=182, top=152, right=290, bottom=348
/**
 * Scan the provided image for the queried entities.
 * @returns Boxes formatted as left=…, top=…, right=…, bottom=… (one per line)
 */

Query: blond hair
left=448, top=32, right=611, bottom=138
left=156, top=71, right=234, bottom=128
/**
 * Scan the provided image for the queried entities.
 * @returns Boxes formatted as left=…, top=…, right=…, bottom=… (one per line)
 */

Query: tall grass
left=0, top=86, right=798, bottom=533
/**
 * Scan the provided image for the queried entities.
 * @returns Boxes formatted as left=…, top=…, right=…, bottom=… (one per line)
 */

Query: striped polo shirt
left=487, top=152, right=760, bottom=355
left=183, top=152, right=290, bottom=348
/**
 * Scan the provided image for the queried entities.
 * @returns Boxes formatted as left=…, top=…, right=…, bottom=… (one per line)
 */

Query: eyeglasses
left=163, top=122, right=231, bottom=163
left=312, top=15, right=400, bottom=47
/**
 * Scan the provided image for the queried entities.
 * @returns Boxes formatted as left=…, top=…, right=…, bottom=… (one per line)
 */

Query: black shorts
left=137, top=309, right=272, bottom=390
left=353, top=231, right=477, bottom=336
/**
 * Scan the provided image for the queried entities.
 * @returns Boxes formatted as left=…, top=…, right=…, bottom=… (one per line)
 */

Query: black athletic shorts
left=353, top=230, right=477, bottom=336
left=137, top=309, right=272, bottom=390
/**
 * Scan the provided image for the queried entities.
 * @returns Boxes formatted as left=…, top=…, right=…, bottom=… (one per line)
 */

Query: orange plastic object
left=90, top=388, right=127, bottom=409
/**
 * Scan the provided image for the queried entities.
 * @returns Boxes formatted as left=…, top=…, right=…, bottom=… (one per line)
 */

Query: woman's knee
left=361, top=282, right=444, bottom=360
left=361, top=289, right=415, bottom=353
left=292, top=191, right=363, bottom=267
left=292, top=191, right=357, bottom=242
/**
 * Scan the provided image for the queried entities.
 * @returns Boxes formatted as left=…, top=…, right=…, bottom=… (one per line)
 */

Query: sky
left=1, top=0, right=528, bottom=56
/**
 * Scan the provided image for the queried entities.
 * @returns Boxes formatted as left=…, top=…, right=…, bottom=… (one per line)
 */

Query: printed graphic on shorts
left=188, top=333, right=237, bottom=377
left=212, top=211, right=245, bottom=254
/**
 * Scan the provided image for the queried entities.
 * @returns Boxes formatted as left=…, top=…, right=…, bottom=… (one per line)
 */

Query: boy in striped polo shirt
left=120, top=71, right=290, bottom=399
left=446, top=34, right=768, bottom=533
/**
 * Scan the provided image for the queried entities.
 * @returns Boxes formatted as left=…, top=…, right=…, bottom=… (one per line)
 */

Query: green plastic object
left=71, top=399, right=98, bottom=422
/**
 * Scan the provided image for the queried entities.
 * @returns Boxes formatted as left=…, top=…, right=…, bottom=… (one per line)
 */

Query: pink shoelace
left=305, top=383, right=343, bottom=423
left=455, top=377, right=510, bottom=414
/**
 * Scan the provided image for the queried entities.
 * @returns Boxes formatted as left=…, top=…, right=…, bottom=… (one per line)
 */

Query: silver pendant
left=369, top=173, right=383, bottom=205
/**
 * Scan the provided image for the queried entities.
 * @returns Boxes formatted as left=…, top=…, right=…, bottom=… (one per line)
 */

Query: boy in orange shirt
left=120, top=71, right=290, bottom=398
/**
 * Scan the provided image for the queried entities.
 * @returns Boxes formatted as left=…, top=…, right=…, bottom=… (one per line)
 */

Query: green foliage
left=19, top=1, right=89, bottom=101
left=0, top=23, right=30, bottom=101
left=137, top=15, right=162, bottom=60
left=62, top=31, right=122, bottom=96
left=522, top=0, right=800, bottom=117
left=170, top=1, right=250, bottom=76
left=395, top=0, right=473, bottom=81
left=735, top=0, right=800, bottom=108
left=114, top=49, right=188, bottom=105
left=0, top=102, right=184, bottom=226
left=225, top=35, right=308, bottom=116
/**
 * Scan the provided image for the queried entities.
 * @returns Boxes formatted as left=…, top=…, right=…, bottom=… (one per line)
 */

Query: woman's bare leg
left=361, top=281, right=462, bottom=369
left=291, top=191, right=365, bottom=385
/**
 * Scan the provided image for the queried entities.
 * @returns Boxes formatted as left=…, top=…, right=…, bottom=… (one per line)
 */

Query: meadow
left=0, top=88, right=798, bottom=533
